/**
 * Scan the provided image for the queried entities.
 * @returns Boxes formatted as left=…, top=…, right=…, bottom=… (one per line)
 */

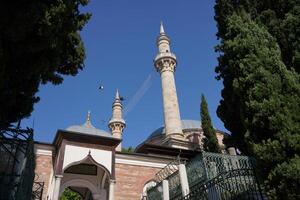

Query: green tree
left=200, top=94, right=220, bottom=153
left=215, top=0, right=300, bottom=73
left=0, top=0, right=91, bottom=128
left=121, top=146, right=135, bottom=153
left=60, top=188, right=82, bottom=200
left=214, top=10, right=300, bottom=199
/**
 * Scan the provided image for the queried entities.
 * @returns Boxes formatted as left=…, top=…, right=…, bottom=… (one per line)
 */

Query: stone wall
left=35, top=154, right=53, bottom=199
left=34, top=143, right=54, bottom=200
left=115, top=163, right=161, bottom=200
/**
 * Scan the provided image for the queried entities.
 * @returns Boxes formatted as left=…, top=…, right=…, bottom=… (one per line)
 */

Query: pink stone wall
left=115, top=163, right=161, bottom=200
left=35, top=154, right=53, bottom=199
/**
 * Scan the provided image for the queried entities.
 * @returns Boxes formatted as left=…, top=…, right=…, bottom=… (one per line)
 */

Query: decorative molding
left=35, top=148, right=53, bottom=156
left=34, top=143, right=55, bottom=156
left=155, top=57, right=177, bottom=73
left=115, top=157, right=168, bottom=168
left=109, top=122, right=125, bottom=134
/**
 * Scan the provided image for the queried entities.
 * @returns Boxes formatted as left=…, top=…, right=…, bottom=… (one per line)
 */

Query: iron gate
left=0, top=125, right=36, bottom=199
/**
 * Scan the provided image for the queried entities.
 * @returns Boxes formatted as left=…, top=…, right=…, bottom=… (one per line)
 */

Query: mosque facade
left=33, top=23, right=229, bottom=200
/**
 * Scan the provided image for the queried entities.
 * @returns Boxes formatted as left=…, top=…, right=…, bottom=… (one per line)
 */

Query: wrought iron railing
left=147, top=156, right=186, bottom=200
left=167, top=170, right=182, bottom=199
left=185, top=154, right=206, bottom=188
left=147, top=181, right=163, bottom=200
left=173, top=169, right=263, bottom=200
left=155, top=156, right=184, bottom=182
left=32, top=181, right=45, bottom=200
left=172, top=152, right=264, bottom=200
left=201, top=152, right=254, bottom=179
left=0, top=125, right=35, bottom=199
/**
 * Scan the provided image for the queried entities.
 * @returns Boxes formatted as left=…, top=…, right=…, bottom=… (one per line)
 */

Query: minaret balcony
left=154, top=52, right=176, bottom=63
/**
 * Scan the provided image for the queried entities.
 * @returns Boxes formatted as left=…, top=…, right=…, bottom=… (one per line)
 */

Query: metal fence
left=147, top=156, right=185, bottom=200
left=147, top=181, right=163, bottom=200
left=0, top=125, right=36, bottom=200
left=174, top=152, right=264, bottom=200
left=167, top=170, right=182, bottom=199
left=32, top=181, right=45, bottom=200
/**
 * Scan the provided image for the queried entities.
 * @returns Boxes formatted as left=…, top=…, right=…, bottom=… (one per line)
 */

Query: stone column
left=178, top=164, right=189, bottom=196
left=227, top=147, right=239, bottom=170
left=160, top=69, right=183, bottom=138
left=162, top=180, right=170, bottom=200
left=109, top=179, right=116, bottom=200
left=52, top=175, right=63, bottom=200
left=227, top=147, right=237, bottom=155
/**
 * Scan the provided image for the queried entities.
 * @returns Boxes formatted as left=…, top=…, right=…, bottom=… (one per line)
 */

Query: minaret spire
left=154, top=22, right=184, bottom=143
left=160, top=21, right=165, bottom=34
left=109, top=89, right=126, bottom=151
left=115, top=89, right=120, bottom=99
left=85, top=110, right=92, bottom=127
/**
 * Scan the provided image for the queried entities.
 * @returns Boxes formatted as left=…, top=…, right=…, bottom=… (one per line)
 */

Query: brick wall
left=35, top=154, right=53, bottom=199
left=115, top=163, right=161, bottom=200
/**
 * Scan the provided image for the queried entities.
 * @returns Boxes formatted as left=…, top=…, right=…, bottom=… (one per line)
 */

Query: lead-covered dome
left=66, top=112, right=112, bottom=138
left=147, top=119, right=202, bottom=140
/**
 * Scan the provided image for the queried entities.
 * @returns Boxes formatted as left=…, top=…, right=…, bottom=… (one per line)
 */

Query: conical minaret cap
left=84, top=110, right=92, bottom=127
left=115, top=89, right=120, bottom=100
left=157, top=21, right=170, bottom=45
left=160, top=21, right=165, bottom=34
left=113, top=89, right=122, bottom=104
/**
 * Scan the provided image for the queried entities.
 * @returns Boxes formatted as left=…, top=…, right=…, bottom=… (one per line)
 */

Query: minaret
left=154, top=22, right=184, bottom=140
left=85, top=110, right=92, bottom=127
left=108, top=89, right=126, bottom=151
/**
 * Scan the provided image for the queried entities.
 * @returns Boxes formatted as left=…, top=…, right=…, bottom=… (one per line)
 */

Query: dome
left=147, top=119, right=202, bottom=139
left=66, top=112, right=112, bottom=138
left=66, top=124, right=112, bottom=138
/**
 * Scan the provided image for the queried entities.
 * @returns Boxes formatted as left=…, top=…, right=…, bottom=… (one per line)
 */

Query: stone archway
left=58, top=154, right=111, bottom=200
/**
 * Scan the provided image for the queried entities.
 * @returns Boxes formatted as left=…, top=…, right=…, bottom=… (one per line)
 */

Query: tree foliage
left=60, top=188, right=82, bottom=200
left=0, top=0, right=91, bottom=128
left=200, top=94, right=220, bottom=153
left=214, top=8, right=300, bottom=199
left=121, top=146, right=135, bottom=153
left=215, top=0, right=300, bottom=73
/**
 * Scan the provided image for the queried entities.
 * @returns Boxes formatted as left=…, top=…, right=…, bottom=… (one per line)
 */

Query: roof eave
left=53, top=129, right=121, bottom=147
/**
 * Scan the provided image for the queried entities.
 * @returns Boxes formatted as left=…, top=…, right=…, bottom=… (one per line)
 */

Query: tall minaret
left=108, top=89, right=126, bottom=151
left=154, top=22, right=184, bottom=140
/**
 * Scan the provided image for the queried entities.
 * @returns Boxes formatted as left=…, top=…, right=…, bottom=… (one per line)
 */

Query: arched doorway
left=59, top=154, right=110, bottom=200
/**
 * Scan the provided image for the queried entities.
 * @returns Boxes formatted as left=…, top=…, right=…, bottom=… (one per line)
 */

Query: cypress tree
left=215, top=0, right=300, bottom=73
left=200, top=94, right=221, bottom=153
left=215, top=11, right=300, bottom=199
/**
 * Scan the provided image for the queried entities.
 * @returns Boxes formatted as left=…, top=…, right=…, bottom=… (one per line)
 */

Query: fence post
left=227, top=147, right=237, bottom=155
left=162, top=180, right=170, bottom=200
left=178, top=164, right=189, bottom=197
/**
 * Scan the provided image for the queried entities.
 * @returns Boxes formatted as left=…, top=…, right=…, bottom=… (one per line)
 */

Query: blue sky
left=23, top=0, right=226, bottom=148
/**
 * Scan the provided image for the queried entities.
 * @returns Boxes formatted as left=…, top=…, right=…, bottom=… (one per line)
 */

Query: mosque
left=34, top=23, right=229, bottom=200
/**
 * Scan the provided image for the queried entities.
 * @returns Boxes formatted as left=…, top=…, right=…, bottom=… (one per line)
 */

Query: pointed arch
left=63, top=153, right=111, bottom=178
